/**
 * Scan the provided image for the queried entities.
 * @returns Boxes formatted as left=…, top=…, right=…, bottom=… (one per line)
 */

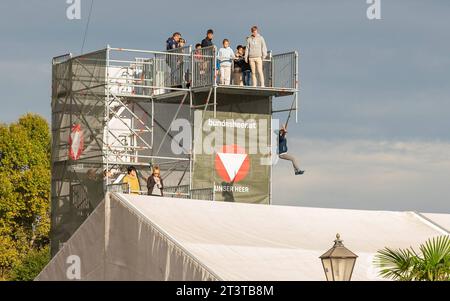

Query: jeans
left=279, top=153, right=300, bottom=172
left=242, top=70, right=251, bottom=86
left=249, top=57, right=265, bottom=87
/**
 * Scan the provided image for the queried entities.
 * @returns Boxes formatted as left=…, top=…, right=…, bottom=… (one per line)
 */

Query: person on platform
left=166, top=32, right=181, bottom=50
left=122, top=166, right=141, bottom=194
left=147, top=165, right=164, bottom=197
left=194, top=43, right=207, bottom=83
left=178, top=38, right=186, bottom=48
left=201, top=29, right=214, bottom=48
left=218, top=39, right=235, bottom=85
left=241, top=46, right=252, bottom=86
left=277, top=125, right=304, bottom=176
left=245, top=25, right=268, bottom=87
left=233, top=45, right=244, bottom=86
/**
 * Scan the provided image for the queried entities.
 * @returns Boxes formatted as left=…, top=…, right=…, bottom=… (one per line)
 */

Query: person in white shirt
left=218, top=39, right=236, bottom=85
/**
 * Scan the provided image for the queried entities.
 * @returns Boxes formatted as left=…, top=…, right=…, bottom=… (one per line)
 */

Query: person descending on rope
left=277, top=125, right=304, bottom=175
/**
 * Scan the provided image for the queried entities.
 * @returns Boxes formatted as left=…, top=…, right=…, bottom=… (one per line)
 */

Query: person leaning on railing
left=166, top=32, right=181, bottom=50
left=194, top=43, right=207, bottom=84
left=178, top=38, right=189, bottom=88
left=244, top=25, right=268, bottom=87
left=147, top=165, right=164, bottom=197
left=165, top=32, right=182, bottom=88
left=122, top=166, right=141, bottom=194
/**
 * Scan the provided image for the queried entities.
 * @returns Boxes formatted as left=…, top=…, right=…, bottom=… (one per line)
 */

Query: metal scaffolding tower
left=51, top=44, right=299, bottom=255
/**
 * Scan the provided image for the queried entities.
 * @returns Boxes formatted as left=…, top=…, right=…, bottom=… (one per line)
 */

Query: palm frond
left=374, top=235, right=450, bottom=281
left=374, top=247, right=415, bottom=281
left=417, top=236, right=450, bottom=281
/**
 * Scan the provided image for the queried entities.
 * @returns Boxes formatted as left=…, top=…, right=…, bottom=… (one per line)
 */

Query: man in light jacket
left=245, top=26, right=268, bottom=87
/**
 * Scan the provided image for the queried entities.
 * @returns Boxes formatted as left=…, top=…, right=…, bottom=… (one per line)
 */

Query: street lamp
left=320, top=233, right=358, bottom=281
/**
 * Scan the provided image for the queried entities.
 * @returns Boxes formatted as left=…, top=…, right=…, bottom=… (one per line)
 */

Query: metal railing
left=164, top=185, right=214, bottom=201
left=107, top=182, right=130, bottom=194
left=164, top=184, right=190, bottom=198
left=107, top=182, right=213, bottom=201
left=190, top=187, right=214, bottom=201
left=192, top=46, right=216, bottom=87
left=106, top=46, right=298, bottom=96
left=192, top=47, right=297, bottom=90
left=272, top=51, right=298, bottom=90
left=108, top=47, right=192, bottom=97
left=163, top=45, right=192, bottom=89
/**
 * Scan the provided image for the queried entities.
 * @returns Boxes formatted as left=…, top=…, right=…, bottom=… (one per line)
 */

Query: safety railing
left=105, top=46, right=297, bottom=97
left=271, top=51, right=298, bottom=90
left=107, top=47, right=192, bottom=97
left=190, top=187, right=214, bottom=201
left=163, top=45, right=192, bottom=89
left=107, top=182, right=130, bottom=194
left=106, top=180, right=214, bottom=200
left=164, top=184, right=190, bottom=198
left=192, top=47, right=297, bottom=90
left=164, top=185, right=214, bottom=201
left=192, top=46, right=216, bottom=87
left=106, top=183, right=213, bottom=200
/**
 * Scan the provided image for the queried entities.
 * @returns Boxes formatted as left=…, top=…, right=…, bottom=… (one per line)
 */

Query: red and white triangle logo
left=217, top=153, right=248, bottom=182
left=215, top=145, right=250, bottom=183
left=69, top=124, right=84, bottom=160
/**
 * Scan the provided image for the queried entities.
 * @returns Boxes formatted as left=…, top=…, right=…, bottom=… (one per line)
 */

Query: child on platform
left=217, top=39, right=235, bottom=85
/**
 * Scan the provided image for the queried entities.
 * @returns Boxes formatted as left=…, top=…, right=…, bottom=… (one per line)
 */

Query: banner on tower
left=192, top=110, right=272, bottom=204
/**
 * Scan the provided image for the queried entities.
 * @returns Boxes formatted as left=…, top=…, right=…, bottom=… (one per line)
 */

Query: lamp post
left=320, top=233, right=358, bottom=281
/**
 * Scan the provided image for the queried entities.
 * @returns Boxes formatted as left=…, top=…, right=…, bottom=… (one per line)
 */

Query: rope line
left=80, top=0, right=94, bottom=54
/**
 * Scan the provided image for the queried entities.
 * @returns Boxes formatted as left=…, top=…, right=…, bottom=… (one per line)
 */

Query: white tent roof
left=422, top=213, right=450, bottom=232
left=37, top=193, right=449, bottom=281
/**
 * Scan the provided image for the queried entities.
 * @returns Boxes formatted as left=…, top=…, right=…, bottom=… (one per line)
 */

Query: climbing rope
left=80, top=0, right=95, bottom=54
left=284, top=96, right=296, bottom=129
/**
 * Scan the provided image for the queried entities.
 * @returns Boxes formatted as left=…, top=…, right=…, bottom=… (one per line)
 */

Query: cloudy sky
left=0, top=0, right=449, bottom=213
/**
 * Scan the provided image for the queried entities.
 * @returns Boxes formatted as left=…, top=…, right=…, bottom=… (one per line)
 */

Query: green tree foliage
left=0, top=114, right=51, bottom=280
left=10, top=246, right=50, bottom=281
left=374, top=235, right=450, bottom=281
left=0, top=234, right=20, bottom=278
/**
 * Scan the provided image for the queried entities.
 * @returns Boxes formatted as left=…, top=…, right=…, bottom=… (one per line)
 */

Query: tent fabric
left=37, top=196, right=106, bottom=280
left=37, top=193, right=218, bottom=281
left=37, top=193, right=449, bottom=281
left=423, top=213, right=450, bottom=232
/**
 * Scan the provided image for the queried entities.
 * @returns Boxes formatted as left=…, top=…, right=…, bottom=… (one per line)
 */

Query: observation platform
left=53, top=45, right=299, bottom=109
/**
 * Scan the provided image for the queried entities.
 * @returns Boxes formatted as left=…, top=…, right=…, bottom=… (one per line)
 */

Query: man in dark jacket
left=165, top=32, right=182, bottom=87
left=278, top=125, right=304, bottom=175
left=201, top=29, right=214, bottom=48
left=166, top=32, right=181, bottom=50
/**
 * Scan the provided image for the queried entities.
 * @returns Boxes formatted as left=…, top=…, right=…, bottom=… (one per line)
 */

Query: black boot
left=295, top=170, right=305, bottom=175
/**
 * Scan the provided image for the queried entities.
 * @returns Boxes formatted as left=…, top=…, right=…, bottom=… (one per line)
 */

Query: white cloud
left=272, top=138, right=450, bottom=213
